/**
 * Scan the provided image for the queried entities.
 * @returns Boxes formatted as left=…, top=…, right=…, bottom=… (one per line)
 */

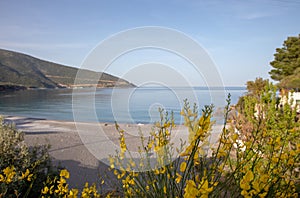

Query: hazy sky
left=1, top=0, right=300, bottom=86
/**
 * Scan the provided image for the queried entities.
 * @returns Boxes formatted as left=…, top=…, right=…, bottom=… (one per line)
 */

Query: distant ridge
left=0, top=49, right=135, bottom=90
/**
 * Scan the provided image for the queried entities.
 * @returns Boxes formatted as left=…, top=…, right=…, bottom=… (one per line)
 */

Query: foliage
left=0, top=117, right=111, bottom=198
left=269, top=34, right=300, bottom=89
left=246, top=77, right=269, bottom=99
left=225, top=82, right=300, bottom=197
left=109, top=100, right=224, bottom=197
left=0, top=168, right=105, bottom=198
left=0, top=117, right=58, bottom=197
left=40, top=169, right=103, bottom=198
left=109, top=82, right=299, bottom=197
left=279, top=67, right=300, bottom=90
left=237, top=78, right=273, bottom=113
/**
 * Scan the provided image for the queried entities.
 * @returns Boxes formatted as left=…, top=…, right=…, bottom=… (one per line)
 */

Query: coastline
left=0, top=84, right=27, bottom=92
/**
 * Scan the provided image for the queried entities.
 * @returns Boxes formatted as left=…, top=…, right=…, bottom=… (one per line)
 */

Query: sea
left=0, top=87, right=246, bottom=124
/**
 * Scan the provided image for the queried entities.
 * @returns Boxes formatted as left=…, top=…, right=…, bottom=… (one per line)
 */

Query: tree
left=246, top=77, right=269, bottom=98
left=269, top=34, right=300, bottom=89
left=236, top=78, right=269, bottom=113
left=279, top=67, right=300, bottom=90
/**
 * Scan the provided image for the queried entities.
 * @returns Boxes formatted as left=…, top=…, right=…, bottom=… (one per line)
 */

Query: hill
left=0, top=49, right=135, bottom=90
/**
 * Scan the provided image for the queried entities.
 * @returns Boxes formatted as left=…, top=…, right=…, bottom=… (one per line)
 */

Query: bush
left=109, top=82, right=300, bottom=197
left=0, top=117, right=57, bottom=197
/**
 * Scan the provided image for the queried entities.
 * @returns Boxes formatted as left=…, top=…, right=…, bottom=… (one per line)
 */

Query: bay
left=0, top=87, right=246, bottom=124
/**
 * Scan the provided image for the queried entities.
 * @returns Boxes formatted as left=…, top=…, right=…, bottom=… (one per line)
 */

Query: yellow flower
left=180, top=144, right=193, bottom=157
left=258, top=192, right=268, bottom=198
left=184, top=180, right=198, bottom=198
left=216, top=147, right=226, bottom=158
left=232, top=133, right=239, bottom=141
left=154, top=169, right=160, bottom=175
left=147, top=140, right=154, bottom=150
left=55, top=182, right=69, bottom=195
left=241, top=189, right=251, bottom=198
left=119, top=130, right=127, bottom=153
left=279, top=153, right=287, bottom=162
left=117, top=171, right=126, bottom=179
left=175, top=173, right=182, bottom=183
left=3, top=166, right=14, bottom=175
left=199, top=179, right=213, bottom=196
left=163, top=186, right=167, bottom=194
left=68, top=188, right=79, bottom=198
left=41, top=186, right=49, bottom=194
left=240, top=170, right=255, bottom=196
left=167, top=173, right=171, bottom=179
left=21, top=169, right=34, bottom=181
left=160, top=166, right=166, bottom=174
left=240, top=179, right=251, bottom=191
left=128, top=178, right=135, bottom=185
left=180, top=161, right=187, bottom=172
left=132, top=172, right=138, bottom=177
left=58, top=178, right=67, bottom=184
left=154, top=145, right=161, bottom=152
left=3, top=166, right=16, bottom=184
left=60, top=169, right=70, bottom=179
left=0, top=174, right=4, bottom=182
left=113, top=169, right=118, bottom=176
left=27, top=173, right=33, bottom=181
left=165, top=129, right=170, bottom=136
left=271, top=156, right=279, bottom=163
left=21, top=169, right=29, bottom=179
left=259, top=174, right=269, bottom=184
left=49, top=185, right=54, bottom=194
left=287, top=158, right=294, bottom=166
left=244, top=171, right=254, bottom=182
left=109, top=157, right=115, bottom=165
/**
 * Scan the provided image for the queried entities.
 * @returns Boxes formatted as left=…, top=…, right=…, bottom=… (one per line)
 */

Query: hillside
left=0, top=49, right=135, bottom=89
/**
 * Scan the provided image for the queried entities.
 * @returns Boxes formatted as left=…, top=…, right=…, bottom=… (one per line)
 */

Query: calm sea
left=0, top=87, right=246, bottom=124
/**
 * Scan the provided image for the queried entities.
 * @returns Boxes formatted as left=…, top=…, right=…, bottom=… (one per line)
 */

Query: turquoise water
left=0, top=87, right=246, bottom=124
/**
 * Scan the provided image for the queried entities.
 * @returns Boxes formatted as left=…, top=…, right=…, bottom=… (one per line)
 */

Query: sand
left=3, top=115, right=223, bottom=189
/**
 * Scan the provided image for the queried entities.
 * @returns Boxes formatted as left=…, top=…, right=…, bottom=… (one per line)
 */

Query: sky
left=0, top=0, right=300, bottom=87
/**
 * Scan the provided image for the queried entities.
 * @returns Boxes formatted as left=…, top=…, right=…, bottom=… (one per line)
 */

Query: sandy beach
left=3, top=115, right=154, bottom=189
left=3, top=115, right=223, bottom=189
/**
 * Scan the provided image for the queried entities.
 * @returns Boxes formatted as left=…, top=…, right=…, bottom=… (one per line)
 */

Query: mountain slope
left=0, top=49, right=134, bottom=89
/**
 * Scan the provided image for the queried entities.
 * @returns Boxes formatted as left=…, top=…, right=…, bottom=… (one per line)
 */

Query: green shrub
left=109, top=83, right=300, bottom=197
left=0, top=117, right=58, bottom=197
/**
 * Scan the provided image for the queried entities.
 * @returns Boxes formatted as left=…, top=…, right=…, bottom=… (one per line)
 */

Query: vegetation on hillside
left=0, top=49, right=134, bottom=89
left=269, top=34, right=300, bottom=89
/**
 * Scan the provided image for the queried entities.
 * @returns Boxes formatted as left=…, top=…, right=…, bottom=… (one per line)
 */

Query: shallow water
left=0, top=87, right=245, bottom=124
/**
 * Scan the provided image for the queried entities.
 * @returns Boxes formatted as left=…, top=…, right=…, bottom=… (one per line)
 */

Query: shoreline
left=2, top=115, right=162, bottom=188
left=2, top=115, right=223, bottom=188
